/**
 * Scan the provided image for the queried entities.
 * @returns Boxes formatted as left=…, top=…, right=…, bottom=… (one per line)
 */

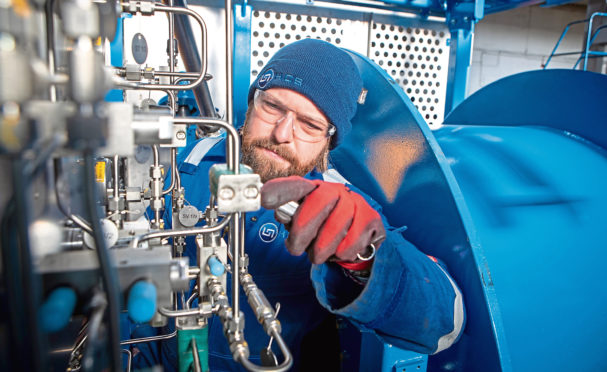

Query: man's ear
left=240, top=104, right=255, bottom=136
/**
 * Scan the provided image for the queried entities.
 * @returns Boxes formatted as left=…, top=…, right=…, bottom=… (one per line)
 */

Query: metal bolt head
left=244, top=185, right=259, bottom=199
left=219, top=186, right=235, bottom=200
left=0, top=33, right=16, bottom=52
left=176, top=130, right=186, bottom=140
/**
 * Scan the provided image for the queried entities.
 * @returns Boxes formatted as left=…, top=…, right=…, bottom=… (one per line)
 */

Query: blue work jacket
left=132, top=136, right=464, bottom=371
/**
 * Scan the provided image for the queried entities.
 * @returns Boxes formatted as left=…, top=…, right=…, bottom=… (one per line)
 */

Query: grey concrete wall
left=468, top=4, right=588, bottom=95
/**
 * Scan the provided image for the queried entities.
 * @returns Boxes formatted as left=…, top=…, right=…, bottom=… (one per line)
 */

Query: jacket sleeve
left=310, top=190, right=465, bottom=355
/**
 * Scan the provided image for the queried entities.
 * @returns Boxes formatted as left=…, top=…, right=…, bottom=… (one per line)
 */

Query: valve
left=127, top=280, right=157, bottom=323
left=207, top=255, right=225, bottom=276
left=40, top=286, right=77, bottom=333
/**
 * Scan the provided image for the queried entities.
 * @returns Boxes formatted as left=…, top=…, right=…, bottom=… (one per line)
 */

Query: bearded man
left=138, top=38, right=464, bottom=371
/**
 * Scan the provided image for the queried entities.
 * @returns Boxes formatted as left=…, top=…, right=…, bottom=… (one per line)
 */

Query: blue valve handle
left=40, top=286, right=77, bottom=333
left=127, top=280, right=157, bottom=323
left=207, top=255, right=225, bottom=276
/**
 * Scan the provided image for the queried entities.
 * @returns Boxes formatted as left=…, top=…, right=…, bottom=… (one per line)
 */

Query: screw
left=176, top=130, right=186, bottom=140
left=244, top=185, right=259, bottom=199
left=219, top=187, right=235, bottom=200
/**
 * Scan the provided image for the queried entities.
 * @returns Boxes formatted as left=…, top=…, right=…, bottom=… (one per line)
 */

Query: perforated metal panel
left=369, top=23, right=449, bottom=127
left=250, top=10, right=450, bottom=128
left=250, top=10, right=367, bottom=77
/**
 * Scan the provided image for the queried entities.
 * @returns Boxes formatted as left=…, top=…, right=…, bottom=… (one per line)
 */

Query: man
left=155, top=38, right=464, bottom=371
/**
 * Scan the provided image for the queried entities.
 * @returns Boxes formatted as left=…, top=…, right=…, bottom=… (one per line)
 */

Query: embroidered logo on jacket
left=259, top=222, right=278, bottom=243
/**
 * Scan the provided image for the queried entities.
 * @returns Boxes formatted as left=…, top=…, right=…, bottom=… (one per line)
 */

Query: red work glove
left=261, top=176, right=386, bottom=271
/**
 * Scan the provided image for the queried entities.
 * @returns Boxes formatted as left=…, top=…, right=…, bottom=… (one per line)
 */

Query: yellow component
left=95, top=37, right=102, bottom=46
left=95, top=161, right=106, bottom=183
left=0, top=109, right=22, bottom=151
left=12, top=0, right=31, bottom=17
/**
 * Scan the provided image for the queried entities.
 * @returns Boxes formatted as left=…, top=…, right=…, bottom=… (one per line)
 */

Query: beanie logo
left=258, top=69, right=274, bottom=89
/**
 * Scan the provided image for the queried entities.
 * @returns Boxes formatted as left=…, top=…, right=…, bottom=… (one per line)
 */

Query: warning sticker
left=95, top=161, right=106, bottom=183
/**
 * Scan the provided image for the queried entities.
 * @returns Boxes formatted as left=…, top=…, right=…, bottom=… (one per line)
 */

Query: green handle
left=178, top=327, right=209, bottom=372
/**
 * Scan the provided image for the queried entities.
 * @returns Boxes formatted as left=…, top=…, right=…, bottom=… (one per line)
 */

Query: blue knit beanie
left=248, top=38, right=363, bottom=148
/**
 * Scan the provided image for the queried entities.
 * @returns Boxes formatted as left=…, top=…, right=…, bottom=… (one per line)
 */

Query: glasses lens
left=255, top=90, right=286, bottom=122
left=294, top=119, right=332, bottom=142
left=253, top=90, right=335, bottom=143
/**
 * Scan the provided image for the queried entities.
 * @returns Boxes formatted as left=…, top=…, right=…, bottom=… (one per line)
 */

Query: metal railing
left=543, top=12, right=607, bottom=71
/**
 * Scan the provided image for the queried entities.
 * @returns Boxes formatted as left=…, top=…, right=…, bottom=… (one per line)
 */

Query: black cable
left=81, top=290, right=107, bottom=371
left=1, top=134, right=65, bottom=371
left=82, top=150, right=122, bottom=372
left=1, top=198, right=30, bottom=372
left=22, top=135, right=62, bottom=178
left=10, top=157, right=47, bottom=371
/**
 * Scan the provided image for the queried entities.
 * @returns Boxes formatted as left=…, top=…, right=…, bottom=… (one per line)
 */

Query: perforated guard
left=250, top=10, right=449, bottom=128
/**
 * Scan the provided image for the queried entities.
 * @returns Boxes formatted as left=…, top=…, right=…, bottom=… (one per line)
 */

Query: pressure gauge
left=178, top=205, right=201, bottom=227
left=83, top=218, right=119, bottom=249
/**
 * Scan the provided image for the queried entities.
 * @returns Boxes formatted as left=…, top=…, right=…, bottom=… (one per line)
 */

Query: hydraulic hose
left=83, top=151, right=122, bottom=371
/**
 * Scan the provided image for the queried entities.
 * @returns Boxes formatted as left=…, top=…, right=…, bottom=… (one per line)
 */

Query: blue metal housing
left=332, top=52, right=607, bottom=371
left=340, top=319, right=429, bottom=372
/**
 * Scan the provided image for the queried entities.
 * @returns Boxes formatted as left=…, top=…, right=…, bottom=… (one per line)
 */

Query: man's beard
left=241, top=135, right=329, bottom=183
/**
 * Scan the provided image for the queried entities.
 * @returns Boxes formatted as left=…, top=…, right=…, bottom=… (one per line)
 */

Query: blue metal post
left=444, top=20, right=474, bottom=115
left=233, top=3, right=252, bottom=129
left=444, top=0, right=483, bottom=116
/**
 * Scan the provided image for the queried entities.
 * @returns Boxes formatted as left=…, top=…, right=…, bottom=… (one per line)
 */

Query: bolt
left=176, top=130, right=186, bottom=140
left=0, top=33, right=16, bottom=52
left=244, top=185, right=259, bottom=199
left=219, top=187, right=235, bottom=200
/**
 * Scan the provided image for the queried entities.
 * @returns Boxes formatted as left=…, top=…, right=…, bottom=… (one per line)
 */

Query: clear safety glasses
left=253, top=90, right=336, bottom=143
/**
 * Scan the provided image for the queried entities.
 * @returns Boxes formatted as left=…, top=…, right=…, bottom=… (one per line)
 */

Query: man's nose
left=272, top=112, right=295, bottom=143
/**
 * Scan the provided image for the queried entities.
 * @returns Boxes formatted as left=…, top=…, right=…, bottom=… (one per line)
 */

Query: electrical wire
left=5, top=162, right=45, bottom=370
left=81, top=291, right=107, bottom=371
left=83, top=151, right=122, bottom=372
left=1, top=197, right=38, bottom=372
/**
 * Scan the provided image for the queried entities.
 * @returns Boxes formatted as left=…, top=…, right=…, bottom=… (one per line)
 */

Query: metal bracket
left=209, top=164, right=262, bottom=213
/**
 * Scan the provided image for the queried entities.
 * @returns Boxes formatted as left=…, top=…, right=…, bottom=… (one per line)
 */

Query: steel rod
left=170, top=118, right=240, bottom=173
left=120, top=330, right=177, bottom=345
left=45, top=0, right=57, bottom=101
left=192, top=338, right=202, bottom=372
left=162, top=148, right=177, bottom=196
left=117, top=3, right=208, bottom=91
left=131, top=214, right=232, bottom=248
left=113, top=155, right=120, bottom=200
left=225, top=0, right=235, bottom=168
left=170, top=0, right=217, bottom=116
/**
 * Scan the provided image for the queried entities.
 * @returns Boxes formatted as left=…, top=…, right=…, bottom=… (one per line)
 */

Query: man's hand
left=261, top=176, right=386, bottom=270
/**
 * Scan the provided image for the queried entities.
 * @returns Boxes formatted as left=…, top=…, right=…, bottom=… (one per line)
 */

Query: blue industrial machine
left=332, top=50, right=607, bottom=371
